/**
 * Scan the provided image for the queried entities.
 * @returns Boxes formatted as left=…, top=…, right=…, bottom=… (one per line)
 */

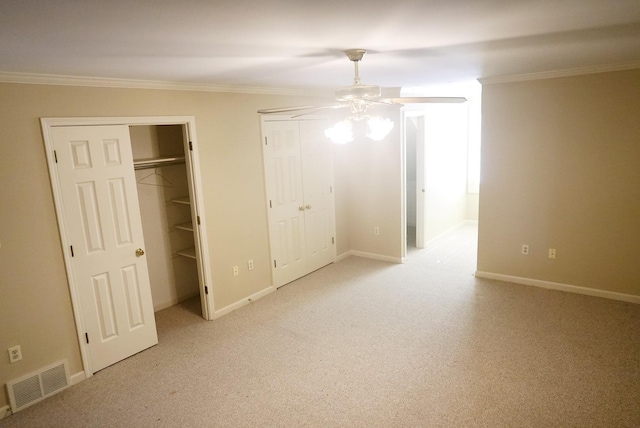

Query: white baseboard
left=475, top=271, right=640, bottom=304
left=70, top=371, right=86, bottom=386
left=338, top=250, right=403, bottom=264
left=335, top=251, right=352, bottom=262
left=0, top=405, right=11, bottom=420
left=213, top=286, right=275, bottom=319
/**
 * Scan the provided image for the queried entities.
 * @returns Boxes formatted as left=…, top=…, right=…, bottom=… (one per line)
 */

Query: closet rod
left=134, top=156, right=186, bottom=170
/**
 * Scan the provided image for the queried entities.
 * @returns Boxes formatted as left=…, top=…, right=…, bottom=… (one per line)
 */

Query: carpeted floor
left=3, top=224, right=640, bottom=427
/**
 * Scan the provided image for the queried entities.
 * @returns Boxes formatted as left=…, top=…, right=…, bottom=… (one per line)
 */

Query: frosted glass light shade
left=325, top=119, right=353, bottom=144
left=325, top=115, right=394, bottom=144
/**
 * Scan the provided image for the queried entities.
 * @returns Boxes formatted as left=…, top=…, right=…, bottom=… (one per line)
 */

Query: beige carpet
left=4, top=225, right=640, bottom=427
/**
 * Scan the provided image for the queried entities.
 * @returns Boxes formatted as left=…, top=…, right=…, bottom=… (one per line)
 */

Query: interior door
left=52, top=125, right=158, bottom=372
left=262, top=120, right=308, bottom=287
left=413, top=115, right=426, bottom=249
left=300, top=120, right=335, bottom=272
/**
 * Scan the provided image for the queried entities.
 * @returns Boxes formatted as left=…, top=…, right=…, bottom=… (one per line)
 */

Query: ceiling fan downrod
left=335, top=49, right=381, bottom=101
left=345, top=49, right=367, bottom=85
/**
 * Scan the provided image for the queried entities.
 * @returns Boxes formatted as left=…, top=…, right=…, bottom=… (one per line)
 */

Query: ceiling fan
left=257, top=49, right=467, bottom=117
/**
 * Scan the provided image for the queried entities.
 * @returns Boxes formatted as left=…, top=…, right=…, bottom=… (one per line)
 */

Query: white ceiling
left=1, top=0, right=640, bottom=92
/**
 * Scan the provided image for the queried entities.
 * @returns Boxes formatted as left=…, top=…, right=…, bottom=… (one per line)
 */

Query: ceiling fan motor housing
left=335, top=84, right=381, bottom=101
left=345, top=49, right=367, bottom=62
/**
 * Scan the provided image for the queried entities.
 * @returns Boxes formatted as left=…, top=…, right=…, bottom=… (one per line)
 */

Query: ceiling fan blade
left=291, top=104, right=349, bottom=118
left=257, top=105, right=324, bottom=114
left=258, top=104, right=347, bottom=115
left=385, top=97, right=467, bottom=104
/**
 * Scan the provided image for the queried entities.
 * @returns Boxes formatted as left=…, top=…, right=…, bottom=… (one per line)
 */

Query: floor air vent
left=6, top=360, right=70, bottom=412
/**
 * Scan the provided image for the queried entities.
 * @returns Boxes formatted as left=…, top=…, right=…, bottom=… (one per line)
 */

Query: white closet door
left=262, top=121, right=308, bottom=287
left=52, top=125, right=157, bottom=372
left=300, top=120, right=335, bottom=272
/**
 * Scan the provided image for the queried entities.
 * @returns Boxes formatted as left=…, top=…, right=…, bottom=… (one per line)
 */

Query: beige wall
left=478, top=68, right=640, bottom=296
left=342, top=106, right=404, bottom=260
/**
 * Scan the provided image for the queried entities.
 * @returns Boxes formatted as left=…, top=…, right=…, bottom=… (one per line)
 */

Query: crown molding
left=0, top=71, right=326, bottom=96
left=478, top=61, right=640, bottom=85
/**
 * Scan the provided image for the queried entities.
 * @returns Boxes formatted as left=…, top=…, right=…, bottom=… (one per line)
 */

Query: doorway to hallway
left=403, top=81, right=481, bottom=270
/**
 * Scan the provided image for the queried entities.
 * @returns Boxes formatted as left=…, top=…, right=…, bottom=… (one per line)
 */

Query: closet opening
left=130, top=124, right=202, bottom=316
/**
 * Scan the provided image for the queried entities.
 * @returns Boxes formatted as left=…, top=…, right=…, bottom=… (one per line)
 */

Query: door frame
left=406, top=111, right=427, bottom=249
left=41, top=116, right=215, bottom=379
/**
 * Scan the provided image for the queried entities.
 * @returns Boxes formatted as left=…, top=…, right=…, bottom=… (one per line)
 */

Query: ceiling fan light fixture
left=325, top=115, right=394, bottom=144
left=366, top=116, right=394, bottom=141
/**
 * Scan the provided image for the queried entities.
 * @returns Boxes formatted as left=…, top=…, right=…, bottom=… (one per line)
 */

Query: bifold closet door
left=263, top=119, right=335, bottom=288
left=52, top=125, right=158, bottom=372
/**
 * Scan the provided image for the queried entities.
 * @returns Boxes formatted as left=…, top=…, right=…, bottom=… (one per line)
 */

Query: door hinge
left=189, top=141, right=193, bottom=151
left=274, top=260, right=277, bottom=268
left=269, top=200, right=272, bottom=208
left=54, top=150, right=58, bottom=163
left=204, top=286, right=208, bottom=295
left=197, top=216, right=201, bottom=225
left=264, top=136, right=268, bottom=145
left=85, top=333, right=89, bottom=344
left=70, top=245, right=74, bottom=257
left=332, top=237, right=335, bottom=244
left=330, top=185, right=333, bottom=193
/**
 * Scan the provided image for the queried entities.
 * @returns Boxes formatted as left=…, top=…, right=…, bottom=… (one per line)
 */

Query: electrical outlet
left=374, top=226, right=380, bottom=236
left=548, top=248, right=556, bottom=259
left=522, top=244, right=529, bottom=255
left=8, top=345, right=22, bottom=363
left=247, top=259, right=254, bottom=270
left=233, top=266, right=239, bottom=277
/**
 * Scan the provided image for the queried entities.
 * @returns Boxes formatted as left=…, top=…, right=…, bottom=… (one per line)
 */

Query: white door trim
left=41, top=116, right=215, bottom=379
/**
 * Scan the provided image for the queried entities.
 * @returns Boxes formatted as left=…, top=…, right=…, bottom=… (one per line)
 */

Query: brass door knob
left=136, top=248, right=145, bottom=257
left=305, top=204, right=312, bottom=210
left=299, top=206, right=305, bottom=211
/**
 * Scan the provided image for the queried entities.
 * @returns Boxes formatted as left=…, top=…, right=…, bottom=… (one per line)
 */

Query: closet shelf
left=134, top=156, right=185, bottom=170
left=177, top=247, right=197, bottom=260
left=171, top=197, right=191, bottom=205
left=174, top=222, right=194, bottom=232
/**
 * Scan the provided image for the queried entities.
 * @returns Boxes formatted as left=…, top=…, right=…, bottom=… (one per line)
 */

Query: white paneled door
left=262, top=118, right=335, bottom=288
left=262, top=121, right=308, bottom=287
left=299, top=120, right=335, bottom=272
left=52, top=125, right=157, bottom=372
